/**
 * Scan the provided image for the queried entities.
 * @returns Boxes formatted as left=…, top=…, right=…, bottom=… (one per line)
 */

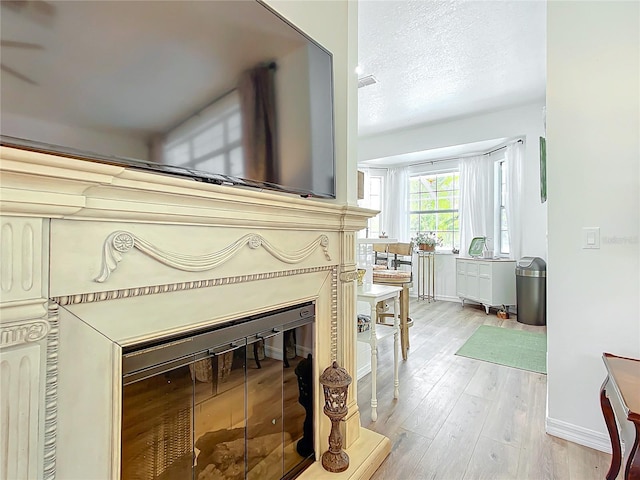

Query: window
left=497, top=160, right=510, bottom=255
left=359, top=171, right=385, bottom=238
left=409, top=172, right=459, bottom=249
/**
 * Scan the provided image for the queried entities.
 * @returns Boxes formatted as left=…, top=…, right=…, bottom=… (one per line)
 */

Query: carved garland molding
left=0, top=319, right=50, bottom=348
left=54, top=266, right=334, bottom=306
left=95, top=230, right=331, bottom=283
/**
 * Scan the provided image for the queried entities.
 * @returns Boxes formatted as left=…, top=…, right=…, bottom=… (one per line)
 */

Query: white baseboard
left=357, top=362, right=372, bottom=381
left=545, top=416, right=612, bottom=454
left=435, top=295, right=462, bottom=303
left=407, top=294, right=461, bottom=303
left=297, top=345, right=312, bottom=359
left=264, top=344, right=284, bottom=361
left=357, top=341, right=372, bottom=380
left=264, top=344, right=312, bottom=363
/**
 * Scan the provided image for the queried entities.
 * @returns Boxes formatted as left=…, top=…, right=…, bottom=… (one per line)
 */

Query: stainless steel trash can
left=516, top=257, right=546, bottom=326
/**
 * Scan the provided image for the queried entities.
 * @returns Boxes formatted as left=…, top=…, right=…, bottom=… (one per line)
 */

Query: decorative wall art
left=540, top=136, right=547, bottom=203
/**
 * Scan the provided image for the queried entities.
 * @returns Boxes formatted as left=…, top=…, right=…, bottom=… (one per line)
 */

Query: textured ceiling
left=358, top=0, right=546, bottom=138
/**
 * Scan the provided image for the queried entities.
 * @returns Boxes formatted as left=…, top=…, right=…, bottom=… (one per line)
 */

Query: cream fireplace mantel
left=0, top=146, right=390, bottom=480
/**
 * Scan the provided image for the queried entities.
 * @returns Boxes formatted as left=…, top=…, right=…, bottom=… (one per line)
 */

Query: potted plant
left=413, top=232, right=438, bottom=252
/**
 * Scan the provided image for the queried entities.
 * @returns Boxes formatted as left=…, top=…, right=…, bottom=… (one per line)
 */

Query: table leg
left=430, top=254, right=436, bottom=302
left=624, top=422, right=640, bottom=480
left=370, top=300, right=378, bottom=422
left=417, top=254, right=423, bottom=299
left=427, top=254, right=431, bottom=302
left=393, top=294, right=399, bottom=399
left=400, top=286, right=410, bottom=360
left=600, top=376, right=622, bottom=480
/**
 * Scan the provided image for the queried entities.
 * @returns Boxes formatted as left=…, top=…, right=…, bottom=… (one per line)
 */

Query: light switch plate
left=582, top=227, right=600, bottom=249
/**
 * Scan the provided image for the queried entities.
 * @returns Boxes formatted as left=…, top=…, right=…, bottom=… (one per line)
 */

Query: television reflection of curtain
left=459, top=155, right=493, bottom=257
left=238, top=63, right=278, bottom=184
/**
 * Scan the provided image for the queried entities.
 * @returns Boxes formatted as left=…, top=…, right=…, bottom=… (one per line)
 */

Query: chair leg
left=282, top=329, right=297, bottom=368
left=373, top=281, right=411, bottom=360
left=254, top=341, right=261, bottom=369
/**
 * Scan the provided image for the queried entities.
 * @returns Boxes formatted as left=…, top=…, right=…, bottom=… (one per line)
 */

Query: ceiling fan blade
left=0, top=1, right=27, bottom=12
left=1, top=0, right=56, bottom=26
left=31, top=0, right=56, bottom=17
left=2, top=0, right=55, bottom=14
left=1, top=40, right=44, bottom=49
left=1, top=64, right=37, bottom=85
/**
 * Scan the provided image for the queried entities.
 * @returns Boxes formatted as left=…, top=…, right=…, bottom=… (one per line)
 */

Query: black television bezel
left=0, top=0, right=337, bottom=200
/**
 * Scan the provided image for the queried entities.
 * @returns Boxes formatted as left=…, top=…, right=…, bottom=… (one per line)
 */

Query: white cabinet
left=456, top=258, right=516, bottom=314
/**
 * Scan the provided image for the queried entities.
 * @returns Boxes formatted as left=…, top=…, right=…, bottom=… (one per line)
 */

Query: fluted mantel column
left=0, top=216, right=53, bottom=480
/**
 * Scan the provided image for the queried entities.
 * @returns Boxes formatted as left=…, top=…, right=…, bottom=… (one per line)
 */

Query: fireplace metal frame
left=122, top=301, right=315, bottom=383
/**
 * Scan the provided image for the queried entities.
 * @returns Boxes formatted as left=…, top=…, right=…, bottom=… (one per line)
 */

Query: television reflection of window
left=162, top=91, right=244, bottom=178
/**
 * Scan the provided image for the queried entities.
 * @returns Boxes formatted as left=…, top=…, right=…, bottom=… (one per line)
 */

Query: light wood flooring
left=357, top=299, right=613, bottom=480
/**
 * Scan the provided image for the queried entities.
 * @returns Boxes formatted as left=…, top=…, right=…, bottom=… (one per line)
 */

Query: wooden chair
left=373, top=243, right=390, bottom=268
left=373, top=242, right=414, bottom=360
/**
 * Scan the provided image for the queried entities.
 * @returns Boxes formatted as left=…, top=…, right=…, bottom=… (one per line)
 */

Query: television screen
left=0, top=0, right=336, bottom=198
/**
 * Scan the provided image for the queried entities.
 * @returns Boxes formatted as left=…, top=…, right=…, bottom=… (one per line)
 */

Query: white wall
left=359, top=102, right=548, bottom=260
left=547, top=1, right=639, bottom=451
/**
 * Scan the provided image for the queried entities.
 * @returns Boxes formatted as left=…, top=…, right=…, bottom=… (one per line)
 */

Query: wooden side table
left=600, top=352, right=640, bottom=480
left=357, top=284, right=402, bottom=422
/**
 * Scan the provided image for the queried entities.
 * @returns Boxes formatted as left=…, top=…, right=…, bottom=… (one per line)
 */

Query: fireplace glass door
left=121, top=353, right=201, bottom=479
left=121, top=303, right=314, bottom=480
left=193, top=341, right=248, bottom=479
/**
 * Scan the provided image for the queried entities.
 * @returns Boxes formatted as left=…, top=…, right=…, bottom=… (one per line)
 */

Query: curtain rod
left=402, top=138, right=524, bottom=168
left=484, top=138, right=523, bottom=156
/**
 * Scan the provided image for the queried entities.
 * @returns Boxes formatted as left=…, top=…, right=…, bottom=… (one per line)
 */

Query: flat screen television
left=0, top=0, right=336, bottom=198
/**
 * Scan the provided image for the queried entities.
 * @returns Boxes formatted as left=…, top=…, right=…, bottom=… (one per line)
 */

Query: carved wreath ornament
left=95, top=231, right=331, bottom=283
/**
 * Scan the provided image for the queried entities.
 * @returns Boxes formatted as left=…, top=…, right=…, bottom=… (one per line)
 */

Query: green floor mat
left=455, top=325, right=547, bottom=374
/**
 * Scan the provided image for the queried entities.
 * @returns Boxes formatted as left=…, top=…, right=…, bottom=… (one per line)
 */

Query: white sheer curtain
left=383, top=166, right=409, bottom=242
left=505, top=142, right=524, bottom=260
left=458, top=155, right=493, bottom=257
